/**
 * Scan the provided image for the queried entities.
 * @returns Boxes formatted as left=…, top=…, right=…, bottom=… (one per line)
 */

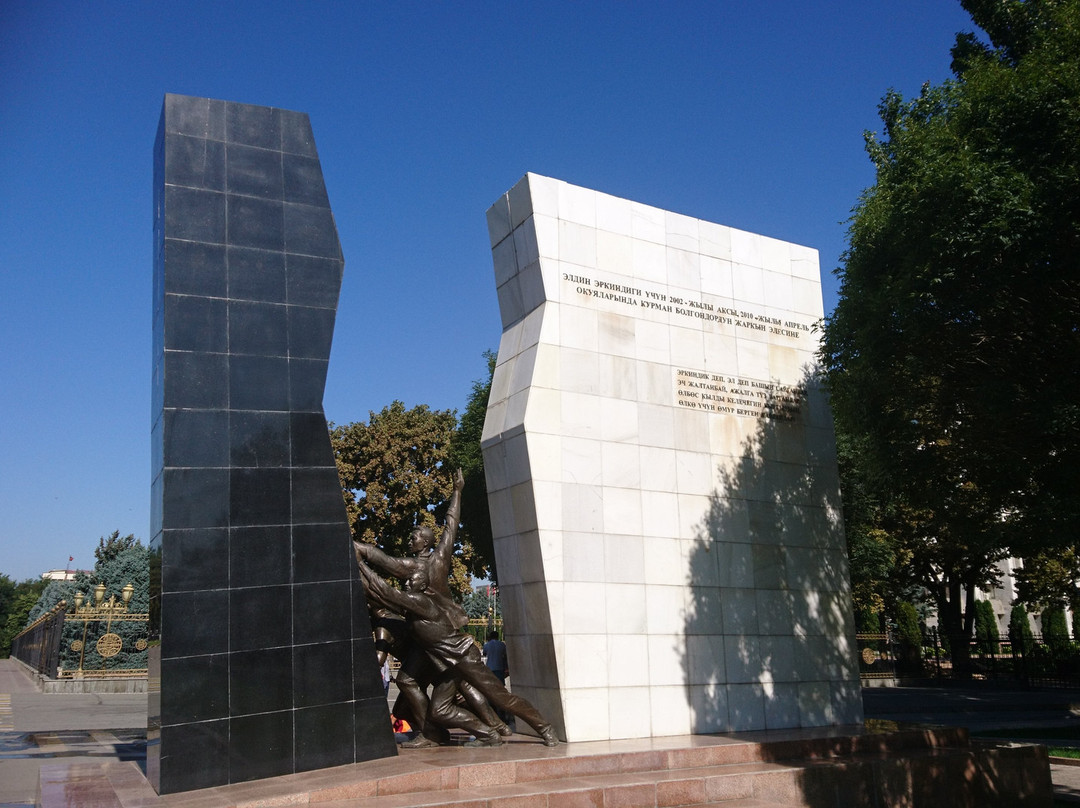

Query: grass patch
left=1049, top=746, right=1080, bottom=759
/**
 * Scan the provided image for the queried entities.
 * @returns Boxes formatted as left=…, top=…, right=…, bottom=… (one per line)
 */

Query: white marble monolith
left=481, top=174, right=862, bottom=742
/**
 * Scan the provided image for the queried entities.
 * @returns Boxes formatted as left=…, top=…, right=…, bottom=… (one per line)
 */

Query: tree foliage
left=823, top=0, right=1080, bottom=662
left=974, top=598, right=1000, bottom=654
left=449, top=350, right=497, bottom=582
left=331, top=401, right=475, bottom=596
left=0, top=576, right=47, bottom=658
left=1008, top=601, right=1034, bottom=655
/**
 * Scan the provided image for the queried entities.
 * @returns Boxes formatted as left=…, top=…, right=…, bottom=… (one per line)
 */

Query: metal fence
left=10, top=601, right=67, bottom=676
left=857, top=627, right=1080, bottom=688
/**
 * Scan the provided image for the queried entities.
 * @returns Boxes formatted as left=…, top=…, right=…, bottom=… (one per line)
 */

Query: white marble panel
left=639, top=446, right=677, bottom=492
left=726, top=683, right=766, bottom=731
left=558, top=181, right=596, bottom=227
left=669, top=324, right=705, bottom=370
left=500, top=433, right=532, bottom=487
left=508, top=344, right=537, bottom=396
left=760, top=236, right=790, bottom=274
left=563, top=583, right=608, bottom=634
left=792, top=276, right=824, bottom=317
left=667, top=248, right=700, bottom=291
left=532, top=479, right=563, bottom=533
left=677, top=493, right=710, bottom=540
left=653, top=685, right=694, bottom=735
left=492, top=232, right=519, bottom=288
left=630, top=201, right=666, bottom=244
left=766, top=344, right=802, bottom=385
left=533, top=214, right=559, bottom=262
left=764, top=682, right=801, bottom=729
left=687, top=541, right=721, bottom=585
left=631, top=320, right=672, bottom=366
left=643, top=534, right=685, bottom=583
left=562, top=531, right=605, bottom=583
left=596, top=229, right=633, bottom=275
left=523, top=172, right=558, bottom=219
left=730, top=228, right=762, bottom=268
left=605, top=584, right=648, bottom=636
left=487, top=487, right=513, bottom=539
left=702, top=332, right=738, bottom=378
left=559, top=307, right=599, bottom=353
left=601, top=441, right=641, bottom=490
left=563, top=633, right=609, bottom=688
left=538, top=300, right=561, bottom=344
left=482, top=399, right=507, bottom=446
left=496, top=275, right=524, bottom=329
left=599, top=398, right=639, bottom=443
left=486, top=196, right=511, bottom=248
left=604, top=530, right=645, bottom=582
left=596, top=191, right=633, bottom=236
left=832, top=679, right=864, bottom=724
left=559, top=346, right=599, bottom=395
left=756, top=588, right=795, bottom=636
left=524, top=432, right=562, bottom=483
left=731, top=263, right=766, bottom=306
left=514, top=219, right=540, bottom=269
left=645, top=584, right=686, bottom=633
left=608, top=686, right=653, bottom=739
left=798, top=681, right=834, bottom=726
left=529, top=343, right=561, bottom=390
left=512, top=527, right=546, bottom=583
left=641, top=491, right=680, bottom=541
left=735, top=339, right=770, bottom=380
left=789, top=244, right=820, bottom=280
left=510, top=482, right=537, bottom=534
left=631, top=239, right=667, bottom=284
left=636, top=360, right=672, bottom=407
left=721, top=588, right=759, bottom=635
left=559, top=220, right=597, bottom=268
left=646, top=634, right=686, bottom=687
left=673, top=408, right=709, bottom=453
left=638, top=404, right=675, bottom=449
left=523, top=386, right=563, bottom=438
left=562, top=436, right=602, bottom=486
left=758, top=635, right=796, bottom=683
left=562, top=688, right=612, bottom=741
left=561, top=392, right=601, bottom=439
left=666, top=211, right=699, bottom=252
left=507, top=177, right=533, bottom=229
left=689, top=683, right=729, bottom=733
left=699, top=255, right=734, bottom=298
left=493, top=535, right=522, bottom=585
left=687, top=634, right=726, bottom=686
left=699, top=220, right=732, bottom=260
left=762, top=269, right=793, bottom=312
left=675, top=450, right=712, bottom=496
left=715, top=541, right=753, bottom=588
left=598, top=311, right=637, bottom=359
left=561, top=482, right=604, bottom=533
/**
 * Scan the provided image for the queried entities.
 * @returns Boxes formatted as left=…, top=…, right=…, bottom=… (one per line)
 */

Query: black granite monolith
left=149, top=93, right=395, bottom=794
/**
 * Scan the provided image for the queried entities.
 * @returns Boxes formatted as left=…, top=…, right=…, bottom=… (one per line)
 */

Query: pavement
left=0, top=660, right=147, bottom=807
left=2, top=658, right=1079, bottom=805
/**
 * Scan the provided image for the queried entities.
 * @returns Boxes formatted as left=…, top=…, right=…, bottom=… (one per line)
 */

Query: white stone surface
left=483, top=174, right=861, bottom=742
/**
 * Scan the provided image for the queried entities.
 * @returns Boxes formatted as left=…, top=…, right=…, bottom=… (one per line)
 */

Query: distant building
left=40, top=569, right=88, bottom=582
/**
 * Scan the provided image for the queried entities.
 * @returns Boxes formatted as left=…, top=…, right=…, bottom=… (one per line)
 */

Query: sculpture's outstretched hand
left=454, top=467, right=464, bottom=492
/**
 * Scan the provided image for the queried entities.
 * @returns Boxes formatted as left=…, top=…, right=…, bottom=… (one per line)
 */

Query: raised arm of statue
left=356, top=557, right=439, bottom=621
left=431, top=467, right=464, bottom=585
left=355, top=541, right=414, bottom=581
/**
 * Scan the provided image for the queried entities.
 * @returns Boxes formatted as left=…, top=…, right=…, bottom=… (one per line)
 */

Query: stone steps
left=37, top=727, right=1052, bottom=808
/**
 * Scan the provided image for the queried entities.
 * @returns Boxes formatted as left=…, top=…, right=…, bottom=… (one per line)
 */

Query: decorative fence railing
left=857, top=626, right=1080, bottom=688
left=9, top=583, right=149, bottom=680
left=11, top=600, right=67, bottom=675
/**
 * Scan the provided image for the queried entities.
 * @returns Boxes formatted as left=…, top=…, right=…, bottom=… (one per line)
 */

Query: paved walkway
left=0, top=659, right=147, bottom=807
left=3, top=660, right=1078, bottom=805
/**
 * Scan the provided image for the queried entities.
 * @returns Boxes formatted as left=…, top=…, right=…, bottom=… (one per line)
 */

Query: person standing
left=483, top=630, right=508, bottom=683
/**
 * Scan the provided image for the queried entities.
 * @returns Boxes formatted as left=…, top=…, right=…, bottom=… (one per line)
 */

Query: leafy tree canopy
left=823, top=0, right=1080, bottom=654
left=332, top=401, right=475, bottom=597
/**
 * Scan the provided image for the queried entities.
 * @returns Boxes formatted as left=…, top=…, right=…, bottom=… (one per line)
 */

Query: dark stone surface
left=150, top=93, right=395, bottom=795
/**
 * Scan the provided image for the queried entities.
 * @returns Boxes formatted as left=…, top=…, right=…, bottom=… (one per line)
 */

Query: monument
left=149, top=94, right=395, bottom=793
left=481, top=174, right=863, bottom=742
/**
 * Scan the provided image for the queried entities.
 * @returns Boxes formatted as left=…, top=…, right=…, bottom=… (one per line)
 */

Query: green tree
left=0, top=578, right=47, bottom=658
left=332, top=401, right=474, bottom=597
left=449, top=350, right=497, bottom=582
left=822, top=0, right=1080, bottom=672
left=1008, top=601, right=1034, bottom=656
left=1013, top=547, right=1080, bottom=615
left=1041, top=605, right=1071, bottom=653
left=974, top=598, right=1000, bottom=655
left=896, top=601, right=924, bottom=673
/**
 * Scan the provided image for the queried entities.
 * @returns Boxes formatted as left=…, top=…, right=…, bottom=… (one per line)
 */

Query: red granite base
left=38, top=726, right=1052, bottom=808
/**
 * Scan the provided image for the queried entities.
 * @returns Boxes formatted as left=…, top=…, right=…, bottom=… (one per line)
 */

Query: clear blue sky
left=0, top=1, right=978, bottom=581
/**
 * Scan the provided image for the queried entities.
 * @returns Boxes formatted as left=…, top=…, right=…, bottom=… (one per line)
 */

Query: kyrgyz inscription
left=562, top=273, right=813, bottom=339
left=674, top=369, right=804, bottom=421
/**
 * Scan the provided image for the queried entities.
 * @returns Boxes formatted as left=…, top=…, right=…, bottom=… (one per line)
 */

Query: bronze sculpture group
left=354, top=469, right=559, bottom=748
